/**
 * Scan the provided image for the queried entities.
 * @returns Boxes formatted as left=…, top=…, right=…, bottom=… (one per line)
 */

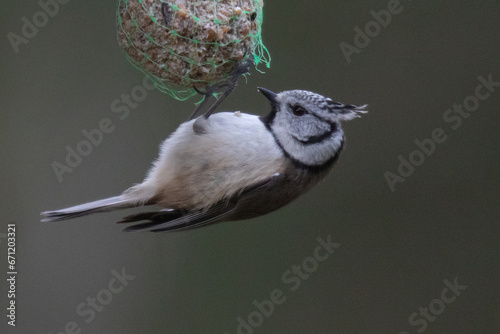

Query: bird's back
left=139, top=112, right=287, bottom=210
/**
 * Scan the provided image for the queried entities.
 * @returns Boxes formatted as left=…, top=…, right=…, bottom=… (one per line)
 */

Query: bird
left=41, top=87, right=367, bottom=233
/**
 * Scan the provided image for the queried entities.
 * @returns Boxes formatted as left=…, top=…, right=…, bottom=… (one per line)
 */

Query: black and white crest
left=289, top=90, right=368, bottom=121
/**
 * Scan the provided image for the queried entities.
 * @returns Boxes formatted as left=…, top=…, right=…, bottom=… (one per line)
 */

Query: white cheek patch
left=290, top=116, right=331, bottom=142
left=271, top=112, right=344, bottom=166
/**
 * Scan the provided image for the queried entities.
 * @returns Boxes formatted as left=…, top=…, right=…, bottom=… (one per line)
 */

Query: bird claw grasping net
left=188, top=55, right=255, bottom=120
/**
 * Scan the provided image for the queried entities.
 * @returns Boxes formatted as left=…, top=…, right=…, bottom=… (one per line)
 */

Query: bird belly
left=149, top=112, right=286, bottom=210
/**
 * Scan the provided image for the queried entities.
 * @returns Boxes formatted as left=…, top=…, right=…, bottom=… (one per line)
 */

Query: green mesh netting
left=116, top=0, right=271, bottom=101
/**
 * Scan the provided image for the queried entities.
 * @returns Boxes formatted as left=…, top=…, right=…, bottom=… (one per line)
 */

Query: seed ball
left=117, top=0, right=266, bottom=100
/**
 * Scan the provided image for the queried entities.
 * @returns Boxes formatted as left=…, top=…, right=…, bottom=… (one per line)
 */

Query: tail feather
left=41, top=196, right=140, bottom=223
left=116, top=210, right=182, bottom=224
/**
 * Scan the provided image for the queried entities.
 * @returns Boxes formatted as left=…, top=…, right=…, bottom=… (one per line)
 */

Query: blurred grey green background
left=1, top=0, right=499, bottom=333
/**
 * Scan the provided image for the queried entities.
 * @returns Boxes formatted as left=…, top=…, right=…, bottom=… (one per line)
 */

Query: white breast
left=126, top=112, right=286, bottom=210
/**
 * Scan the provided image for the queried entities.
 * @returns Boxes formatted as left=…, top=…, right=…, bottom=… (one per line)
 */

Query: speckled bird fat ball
left=116, top=0, right=270, bottom=101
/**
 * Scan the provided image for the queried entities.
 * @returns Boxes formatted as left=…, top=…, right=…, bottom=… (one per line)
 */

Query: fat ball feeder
left=116, top=0, right=270, bottom=118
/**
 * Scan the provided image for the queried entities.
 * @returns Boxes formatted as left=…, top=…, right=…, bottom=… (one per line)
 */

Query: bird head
left=258, top=88, right=367, bottom=168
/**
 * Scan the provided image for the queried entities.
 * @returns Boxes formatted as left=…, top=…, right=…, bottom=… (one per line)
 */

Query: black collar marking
left=295, top=122, right=337, bottom=145
left=262, top=122, right=344, bottom=173
left=259, top=106, right=278, bottom=128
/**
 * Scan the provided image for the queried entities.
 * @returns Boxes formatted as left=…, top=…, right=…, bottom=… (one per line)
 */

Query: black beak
left=257, top=87, right=278, bottom=106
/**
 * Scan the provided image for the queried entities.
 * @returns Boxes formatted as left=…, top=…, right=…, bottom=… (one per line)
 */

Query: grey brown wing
left=117, top=174, right=287, bottom=233
left=118, top=200, right=237, bottom=233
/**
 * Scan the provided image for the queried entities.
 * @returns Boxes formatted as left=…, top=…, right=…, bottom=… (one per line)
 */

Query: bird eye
left=291, top=105, right=307, bottom=116
left=250, top=12, right=257, bottom=21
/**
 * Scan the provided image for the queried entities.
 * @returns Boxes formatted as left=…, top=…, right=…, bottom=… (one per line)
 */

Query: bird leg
left=188, top=55, right=254, bottom=120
